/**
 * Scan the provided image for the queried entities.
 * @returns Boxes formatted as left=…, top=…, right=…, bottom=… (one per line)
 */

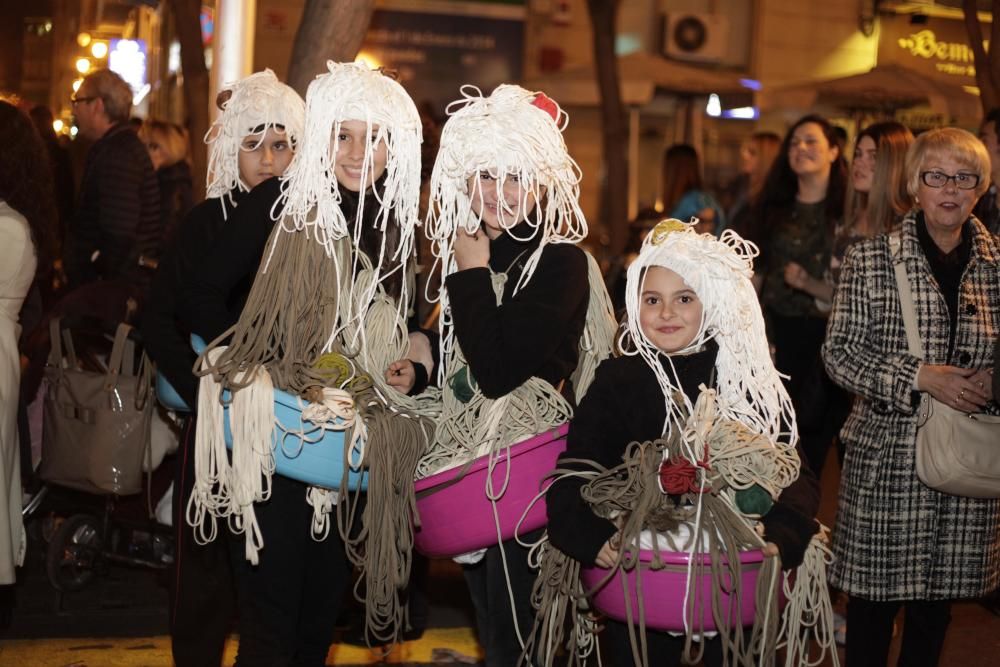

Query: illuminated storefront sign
left=109, top=39, right=147, bottom=93
left=879, top=14, right=989, bottom=83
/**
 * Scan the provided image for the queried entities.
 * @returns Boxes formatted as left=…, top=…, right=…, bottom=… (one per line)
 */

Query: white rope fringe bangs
left=204, top=69, right=305, bottom=207
left=277, top=61, right=423, bottom=287
left=426, top=84, right=587, bottom=299
left=623, top=220, right=798, bottom=455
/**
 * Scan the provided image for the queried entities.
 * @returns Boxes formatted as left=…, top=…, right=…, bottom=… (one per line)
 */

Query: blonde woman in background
left=140, top=119, right=194, bottom=244
left=823, top=127, right=998, bottom=667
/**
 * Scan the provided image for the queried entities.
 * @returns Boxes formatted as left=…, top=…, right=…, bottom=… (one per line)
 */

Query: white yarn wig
left=427, top=84, right=587, bottom=295
left=277, top=61, right=423, bottom=283
left=623, top=220, right=797, bottom=449
left=204, top=69, right=305, bottom=206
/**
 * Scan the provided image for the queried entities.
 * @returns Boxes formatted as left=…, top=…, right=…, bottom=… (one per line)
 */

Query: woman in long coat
left=823, top=127, right=999, bottom=667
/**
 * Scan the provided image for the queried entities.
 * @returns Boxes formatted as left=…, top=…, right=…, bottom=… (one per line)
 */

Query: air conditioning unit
left=663, top=13, right=729, bottom=63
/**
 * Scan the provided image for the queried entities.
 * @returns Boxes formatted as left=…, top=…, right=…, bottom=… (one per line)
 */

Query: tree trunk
left=170, top=0, right=210, bottom=202
left=286, top=0, right=376, bottom=97
left=586, top=0, right=629, bottom=260
left=961, top=0, right=1000, bottom=113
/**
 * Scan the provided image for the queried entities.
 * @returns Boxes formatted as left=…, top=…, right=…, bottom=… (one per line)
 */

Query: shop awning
left=761, top=63, right=981, bottom=123
left=526, top=52, right=751, bottom=106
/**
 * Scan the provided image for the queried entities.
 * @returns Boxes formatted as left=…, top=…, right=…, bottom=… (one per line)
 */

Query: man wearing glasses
left=65, top=68, right=160, bottom=294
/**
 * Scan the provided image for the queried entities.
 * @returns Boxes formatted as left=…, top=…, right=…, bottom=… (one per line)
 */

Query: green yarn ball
left=448, top=366, right=478, bottom=404
left=735, top=484, right=774, bottom=516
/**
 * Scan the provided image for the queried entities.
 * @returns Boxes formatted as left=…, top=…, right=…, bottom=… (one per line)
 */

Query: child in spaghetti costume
left=419, top=86, right=617, bottom=666
left=179, top=62, right=431, bottom=666
left=141, top=70, right=304, bottom=667
left=543, top=221, right=838, bottom=667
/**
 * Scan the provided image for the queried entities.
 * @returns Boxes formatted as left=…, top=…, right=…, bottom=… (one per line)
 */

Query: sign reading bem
left=878, top=13, right=989, bottom=84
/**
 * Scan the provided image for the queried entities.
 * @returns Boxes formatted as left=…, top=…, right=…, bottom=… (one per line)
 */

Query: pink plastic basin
left=581, top=548, right=776, bottom=632
left=412, top=424, right=569, bottom=558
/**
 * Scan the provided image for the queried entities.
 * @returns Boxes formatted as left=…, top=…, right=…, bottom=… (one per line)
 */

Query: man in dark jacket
left=65, top=68, right=160, bottom=288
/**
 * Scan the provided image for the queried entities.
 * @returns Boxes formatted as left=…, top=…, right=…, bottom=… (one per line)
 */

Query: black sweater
left=177, top=177, right=283, bottom=344
left=444, top=226, right=589, bottom=398
left=546, top=348, right=820, bottom=569
left=141, top=191, right=251, bottom=408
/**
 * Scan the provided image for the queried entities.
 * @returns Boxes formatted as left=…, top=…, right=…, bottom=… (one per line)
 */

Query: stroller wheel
left=46, top=514, right=103, bottom=592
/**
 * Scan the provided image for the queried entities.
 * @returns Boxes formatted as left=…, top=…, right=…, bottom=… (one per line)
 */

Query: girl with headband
left=178, top=62, right=433, bottom=665
left=140, top=68, right=304, bottom=667
left=541, top=222, right=836, bottom=666
left=419, top=84, right=616, bottom=666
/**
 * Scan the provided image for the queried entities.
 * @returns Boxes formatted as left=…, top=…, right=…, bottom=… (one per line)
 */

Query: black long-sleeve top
left=177, top=177, right=434, bottom=394
left=66, top=123, right=161, bottom=286
left=140, top=191, right=251, bottom=408
left=177, top=177, right=283, bottom=344
left=444, top=226, right=589, bottom=398
left=546, top=346, right=820, bottom=569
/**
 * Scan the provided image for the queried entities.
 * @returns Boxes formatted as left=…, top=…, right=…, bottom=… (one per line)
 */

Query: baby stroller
left=34, top=315, right=178, bottom=592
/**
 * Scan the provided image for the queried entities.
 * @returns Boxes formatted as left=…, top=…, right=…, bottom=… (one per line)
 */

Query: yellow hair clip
left=649, top=218, right=688, bottom=245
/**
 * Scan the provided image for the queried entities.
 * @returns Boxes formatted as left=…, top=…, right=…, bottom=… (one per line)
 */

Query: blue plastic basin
left=192, top=335, right=368, bottom=491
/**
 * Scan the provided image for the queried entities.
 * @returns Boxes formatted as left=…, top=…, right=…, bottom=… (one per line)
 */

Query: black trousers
left=170, top=417, right=236, bottom=667
left=845, top=595, right=952, bottom=667
left=603, top=620, right=726, bottom=667
left=767, top=311, right=850, bottom=478
left=229, top=473, right=352, bottom=667
left=463, top=529, right=543, bottom=667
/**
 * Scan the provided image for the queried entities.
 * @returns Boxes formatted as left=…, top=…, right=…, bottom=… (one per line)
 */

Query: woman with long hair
left=728, top=131, right=781, bottom=234
left=0, top=99, right=57, bottom=619
left=750, top=114, right=847, bottom=478
left=785, top=121, right=914, bottom=306
left=661, top=143, right=725, bottom=234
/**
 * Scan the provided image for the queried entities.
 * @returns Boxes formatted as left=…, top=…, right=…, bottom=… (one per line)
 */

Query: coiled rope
left=528, top=389, right=838, bottom=667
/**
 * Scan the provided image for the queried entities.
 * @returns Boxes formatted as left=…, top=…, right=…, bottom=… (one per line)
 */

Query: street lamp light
left=91, top=41, right=108, bottom=59
left=77, top=32, right=92, bottom=47
left=75, top=58, right=91, bottom=74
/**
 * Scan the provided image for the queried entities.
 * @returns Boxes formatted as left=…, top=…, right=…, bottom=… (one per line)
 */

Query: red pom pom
left=531, top=93, right=559, bottom=122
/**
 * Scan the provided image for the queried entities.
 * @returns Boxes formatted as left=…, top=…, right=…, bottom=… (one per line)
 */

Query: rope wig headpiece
left=277, top=62, right=423, bottom=281
left=204, top=69, right=305, bottom=207
left=427, top=84, right=587, bottom=295
left=623, top=220, right=796, bottom=447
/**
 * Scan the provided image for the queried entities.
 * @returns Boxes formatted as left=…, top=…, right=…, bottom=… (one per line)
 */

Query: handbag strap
left=889, top=232, right=925, bottom=361
left=106, top=323, right=135, bottom=390
left=47, top=317, right=79, bottom=370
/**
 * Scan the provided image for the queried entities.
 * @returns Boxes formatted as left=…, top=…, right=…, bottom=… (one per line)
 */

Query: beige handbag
left=890, top=233, right=1000, bottom=499
left=39, top=318, right=153, bottom=495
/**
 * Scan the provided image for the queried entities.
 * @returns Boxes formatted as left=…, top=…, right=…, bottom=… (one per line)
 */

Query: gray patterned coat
left=821, top=211, right=1000, bottom=601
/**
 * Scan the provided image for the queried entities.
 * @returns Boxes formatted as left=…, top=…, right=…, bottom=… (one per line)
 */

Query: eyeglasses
left=920, top=170, right=980, bottom=190
left=70, top=95, right=97, bottom=107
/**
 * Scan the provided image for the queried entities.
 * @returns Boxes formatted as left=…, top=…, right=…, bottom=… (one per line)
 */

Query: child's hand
left=385, top=359, right=416, bottom=394
left=762, top=542, right=780, bottom=559
left=453, top=228, right=490, bottom=271
left=595, top=538, right=620, bottom=568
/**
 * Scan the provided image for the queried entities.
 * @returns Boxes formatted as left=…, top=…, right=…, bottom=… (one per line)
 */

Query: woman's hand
left=783, top=262, right=834, bottom=303
left=453, top=228, right=490, bottom=271
left=968, top=369, right=995, bottom=404
left=594, top=538, right=620, bottom=569
left=917, top=364, right=990, bottom=411
left=385, top=359, right=416, bottom=394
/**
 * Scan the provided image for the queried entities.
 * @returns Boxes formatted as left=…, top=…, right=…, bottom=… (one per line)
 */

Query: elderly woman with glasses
left=822, top=127, right=999, bottom=667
